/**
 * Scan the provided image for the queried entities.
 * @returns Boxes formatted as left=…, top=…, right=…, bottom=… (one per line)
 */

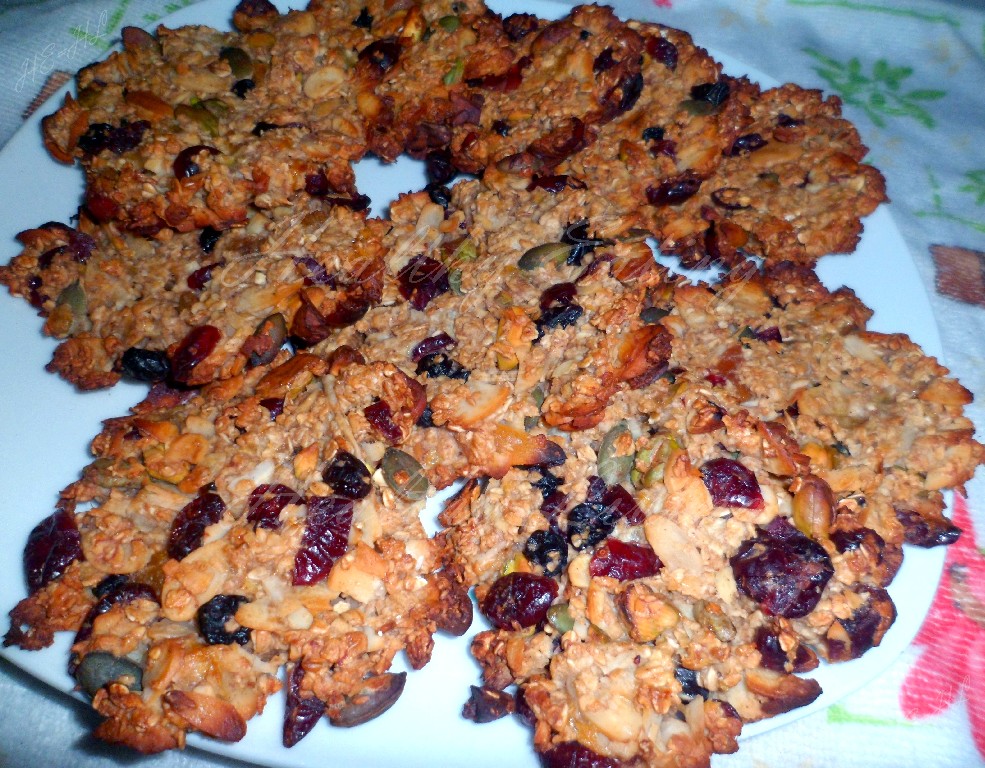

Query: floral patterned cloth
left=1, top=0, right=984, bottom=766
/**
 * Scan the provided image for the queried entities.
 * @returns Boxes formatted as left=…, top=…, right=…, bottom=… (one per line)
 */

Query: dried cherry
left=167, top=489, right=226, bottom=560
left=481, top=572, right=558, bottom=630
left=398, top=255, right=450, bottom=311
left=283, top=663, right=325, bottom=747
left=589, top=538, right=661, bottom=581
left=700, top=457, right=764, bottom=509
left=169, top=324, right=221, bottom=384
left=247, top=483, right=301, bottom=529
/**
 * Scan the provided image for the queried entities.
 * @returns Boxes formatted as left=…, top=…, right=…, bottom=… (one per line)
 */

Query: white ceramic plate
left=0, top=1, right=946, bottom=766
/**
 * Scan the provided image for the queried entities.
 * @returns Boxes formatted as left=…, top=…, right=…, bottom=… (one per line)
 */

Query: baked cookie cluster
left=2, top=1, right=979, bottom=766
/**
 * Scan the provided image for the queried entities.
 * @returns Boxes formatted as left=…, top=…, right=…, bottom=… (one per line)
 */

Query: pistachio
left=547, top=603, right=574, bottom=634
left=791, top=475, right=834, bottom=540
left=443, top=58, right=465, bottom=86
left=693, top=599, right=736, bottom=642
left=598, top=422, right=634, bottom=486
left=438, top=14, right=460, bottom=31
left=220, top=47, right=253, bottom=80
left=175, top=104, right=219, bottom=137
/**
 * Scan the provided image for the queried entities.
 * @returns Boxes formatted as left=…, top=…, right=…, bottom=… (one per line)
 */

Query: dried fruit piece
left=197, top=594, right=251, bottom=645
left=167, top=489, right=226, bottom=560
left=247, top=483, right=300, bottom=530
left=700, top=458, right=764, bottom=509
left=523, top=529, right=568, bottom=577
left=730, top=518, right=833, bottom=618
left=462, top=685, right=515, bottom=723
left=293, top=496, right=353, bottom=586
left=170, top=325, right=221, bottom=385
left=24, top=508, right=82, bottom=593
left=322, top=452, right=372, bottom=500
left=283, top=663, right=324, bottom=748
left=481, top=572, right=558, bottom=630
left=589, top=538, right=662, bottom=581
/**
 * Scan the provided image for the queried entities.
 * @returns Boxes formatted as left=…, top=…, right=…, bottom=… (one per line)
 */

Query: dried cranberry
left=293, top=256, right=335, bottom=287
left=600, top=484, right=645, bottom=526
left=260, top=397, right=284, bottom=419
left=523, top=529, right=568, bottom=576
left=646, top=36, right=678, bottom=70
left=168, top=490, right=226, bottom=560
left=304, top=170, right=332, bottom=197
left=247, top=483, right=301, bottom=529
left=187, top=260, right=223, bottom=291
left=411, top=333, right=456, bottom=362
left=700, top=458, right=764, bottom=509
left=584, top=476, right=607, bottom=504
left=85, top=190, right=119, bottom=222
left=364, top=399, right=402, bottom=443
left=646, top=172, right=702, bottom=207
left=120, top=347, right=171, bottom=382
left=322, top=451, right=372, bottom=499
left=173, top=144, right=220, bottom=179
left=283, top=663, right=325, bottom=747
left=540, top=741, right=621, bottom=768
left=466, top=56, right=531, bottom=92
left=503, top=13, right=538, bottom=41
left=197, top=594, right=250, bottom=645
left=590, top=538, right=661, bottom=581
left=611, top=71, right=644, bottom=115
left=729, top=133, right=767, bottom=156
left=649, top=139, right=677, bottom=159
left=24, top=508, right=82, bottom=593
left=358, top=38, right=400, bottom=73
left=416, top=352, right=470, bottom=381
left=293, top=496, right=353, bottom=585
left=481, top=572, right=558, bottom=630
left=397, top=255, right=449, bottom=311
left=169, top=324, right=221, bottom=384
left=463, top=686, right=516, bottom=723
left=198, top=226, right=222, bottom=253
left=691, top=81, right=730, bottom=107
left=730, top=518, right=833, bottom=618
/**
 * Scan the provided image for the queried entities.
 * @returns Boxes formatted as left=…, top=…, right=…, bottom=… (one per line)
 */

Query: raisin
left=540, top=741, right=622, bottom=768
left=293, top=496, right=353, bottom=585
left=894, top=507, right=961, bottom=547
left=675, top=666, right=709, bottom=699
left=232, top=78, right=255, bottom=98
left=416, top=352, right=470, bottom=381
left=167, top=489, right=225, bottom=560
left=531, top=469, right=563, bottom=498
left=247, top=483, right=301, bottom=529
left=481, top=572, right=558, bottom=630
left=566, top=501, right=616, bottom=550
left=198, top=226, right=222, bottom=253
left=646, top=36, right=678, bottom=70
left=729, top=133, right=767, bottom=156
left=492, top=119, right=510, bottom=136
left=527, top=174, right=582, bottom=194
left=503, top=13, right=538, bottom=42
left=425, top=148, right=457, bottom=186
left=283, top=663, right=325, bottom=747
left=700, top=457, right=764, bottom=509
left=561, top=220, right=610, bottom=265
left=24, top=508, right=82, bottom=593
left=589, top=539, right=661, bottom=581
left=358, top=38, right=400, bottom=73
left=92, top=574, right=129, bottom=599
left=463, top=686, right=516, bottom=723
left=691, top=80, right=730, bottom=106
left=641, top=126, right=664, bottom=141
left=777, top=113, right=804, bottom=128
left=730, top=517, right=833, bottom=618
left=77, top=119, right=148, bottom=155
left=426, top=183, right=451, bottom=207
left=593, top=47, right=616, bottom=73
left=119, top=347, right=171, bottom=382
left=540, top=490, right=568, bottom=526
left=77, top=123, right=114, bottom=155
left=352, top=6, right=372, bottom=28
left=536, top=283, right=583, bottom=337
left=197, top=594, right=250, bottom=645
left=173, top=144, right=219, bottom=179
left=398, top=255, right=450, bottom=311
left=322, top=451, right=372, bottom=499
left=523, top=529, right=568, bottom=576
left=416, top=405, right=435, bottom=428
left=169, top=324, right=221, bottom=385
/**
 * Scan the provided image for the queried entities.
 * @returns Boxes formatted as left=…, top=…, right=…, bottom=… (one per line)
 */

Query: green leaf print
left=960, top=171, right=985, bottom=207
left=827, top=703, right=919, bottom=728
left=803, top=49, right=946, bottom=128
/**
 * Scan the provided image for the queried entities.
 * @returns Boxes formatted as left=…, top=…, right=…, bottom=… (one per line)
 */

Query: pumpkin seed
left=598, top=422, right=634, bottom=486
left=380, top=448, right=429, bottom=501
left=517, top=242, right=572, bottom=271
